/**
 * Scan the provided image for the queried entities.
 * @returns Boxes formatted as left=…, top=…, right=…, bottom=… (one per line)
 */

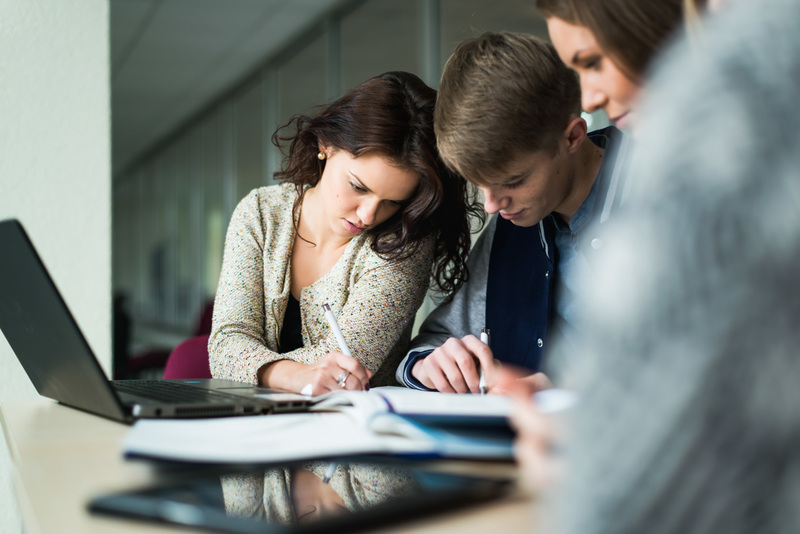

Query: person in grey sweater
left=515, top=0, right=800, bottom=531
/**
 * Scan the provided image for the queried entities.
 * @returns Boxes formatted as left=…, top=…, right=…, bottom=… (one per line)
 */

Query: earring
left=317, top=152, right=326, bottom=160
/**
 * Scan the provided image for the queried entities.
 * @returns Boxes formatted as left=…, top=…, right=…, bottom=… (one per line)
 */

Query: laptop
left=0, top=218, right=311, bottom=423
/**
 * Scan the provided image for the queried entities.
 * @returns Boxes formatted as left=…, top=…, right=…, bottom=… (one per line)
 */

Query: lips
left=343, top=220, right=365, bottom=234
left=610, top=111, right=630, bottom=129
left=499, top=210, right=522, bottom=221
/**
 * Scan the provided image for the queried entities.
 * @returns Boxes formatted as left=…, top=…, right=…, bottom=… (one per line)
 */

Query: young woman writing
left=209, top=71, right=479, bottom=395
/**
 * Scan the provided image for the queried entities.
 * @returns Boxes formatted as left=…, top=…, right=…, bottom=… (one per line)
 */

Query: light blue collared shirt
left=553, top=177, right=600, bottom=337
left=546, top=127, right=623, bottom=379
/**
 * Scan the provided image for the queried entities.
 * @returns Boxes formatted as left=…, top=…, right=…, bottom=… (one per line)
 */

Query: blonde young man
left=396, top=32, right=627, bottom=393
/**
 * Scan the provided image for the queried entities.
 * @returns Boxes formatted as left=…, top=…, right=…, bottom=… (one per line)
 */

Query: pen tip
left=322, top=303, right=331, bottom=312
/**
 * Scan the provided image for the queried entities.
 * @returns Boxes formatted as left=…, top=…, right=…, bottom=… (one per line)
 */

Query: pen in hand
left=479, top=328, right=490, bottom=395
left=322, top=303, right=356, bottom=389
left=321, top=303, right=356, bottom=486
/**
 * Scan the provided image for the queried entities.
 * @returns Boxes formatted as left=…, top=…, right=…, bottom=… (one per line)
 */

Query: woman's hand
left=259, top=353, right=373, bottom=395
left=490, top=370, right=552, bottom=395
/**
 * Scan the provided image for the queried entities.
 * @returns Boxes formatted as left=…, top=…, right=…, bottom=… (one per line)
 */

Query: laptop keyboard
left=112, top=380, right=247, bottom=404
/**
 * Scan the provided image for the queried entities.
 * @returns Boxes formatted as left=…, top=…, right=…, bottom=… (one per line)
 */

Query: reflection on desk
left=2, top=397, right=538, bottom=534
left=225, top=462, right=421, bottom=525
left=90, top=460, right=514, bottom=533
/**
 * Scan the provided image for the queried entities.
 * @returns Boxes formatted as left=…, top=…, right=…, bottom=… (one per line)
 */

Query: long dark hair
left=272, top=71, right=482, bottom=298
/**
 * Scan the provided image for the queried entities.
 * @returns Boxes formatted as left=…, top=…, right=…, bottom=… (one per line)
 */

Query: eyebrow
left=349, top=169, right=414, bottom=204
left=348, top=170, right=372, bottom=192
left=501, top=163, right=536, bottom=185
left=571, top=48, right=597, bottom=66
left=506, top=170, right=529, bottom=182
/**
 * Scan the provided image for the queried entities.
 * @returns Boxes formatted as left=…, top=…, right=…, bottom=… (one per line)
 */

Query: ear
left=317, top=140, right=333, bottom=159
left=562, top=116, right=588, bottom=154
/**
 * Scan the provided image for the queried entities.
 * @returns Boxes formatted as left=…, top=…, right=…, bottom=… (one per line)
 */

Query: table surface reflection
left=1, top=397, right=538, bottom=534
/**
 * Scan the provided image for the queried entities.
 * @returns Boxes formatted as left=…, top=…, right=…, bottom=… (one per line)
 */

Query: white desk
left=1, top=397, right=538, bottom=534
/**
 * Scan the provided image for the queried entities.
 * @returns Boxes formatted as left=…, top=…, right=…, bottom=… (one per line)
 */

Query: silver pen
left=321, top=303, right=356, bottom=485
left=479, top=328, right=490, bottom=395
left=322, top=461, right=337, bottom=484
left=322, top=303, right=354, bottom=388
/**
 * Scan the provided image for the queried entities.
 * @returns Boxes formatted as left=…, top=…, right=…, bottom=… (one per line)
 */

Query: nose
left=480, top=186, right=507, bottom=215
left=580, top=77, right=607, bottom=114
left=356, top=199, right=380, bottom=226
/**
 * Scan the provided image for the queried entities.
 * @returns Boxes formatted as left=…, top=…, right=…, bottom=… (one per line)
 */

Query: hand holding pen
left=321, top=303, right=370, bottom=391
left=409, top=333, right=495, bottom=394
left=320, top=302, right=369, bottom=486
left=259, top=305, right=370, bottom=395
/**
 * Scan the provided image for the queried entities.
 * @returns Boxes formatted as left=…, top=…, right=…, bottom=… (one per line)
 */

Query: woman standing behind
left=501, top=0, right=712, bottom=494
left=536, top=0, right=706, bottom=131
left=209, top=71, right=478, bottom=395
left=506, top=0, right=799, bottom=532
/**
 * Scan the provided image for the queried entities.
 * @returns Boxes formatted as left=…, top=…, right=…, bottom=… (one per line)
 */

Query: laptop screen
left=0, top=219, right=127, bottom=421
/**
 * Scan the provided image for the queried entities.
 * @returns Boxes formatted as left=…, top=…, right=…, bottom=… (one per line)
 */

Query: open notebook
left=122, top=386, right=576, bottom=464
left=123, top=386, right=518, bottom=463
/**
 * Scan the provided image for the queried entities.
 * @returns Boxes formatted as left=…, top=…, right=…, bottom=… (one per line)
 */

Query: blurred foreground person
left=514, top=0, right=800, bottom=532
left=536, top=0, right=704, bottom=131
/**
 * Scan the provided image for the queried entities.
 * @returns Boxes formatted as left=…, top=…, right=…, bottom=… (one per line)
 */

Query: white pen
left=322, top=303, right=354, bottom=389
left=321, top=303, right=355, bottom=486
left=479, top=328, right=490, bottom=395
left=322, top=303, right=353, bottom=357
left=322, top=461, right=337, bottom=484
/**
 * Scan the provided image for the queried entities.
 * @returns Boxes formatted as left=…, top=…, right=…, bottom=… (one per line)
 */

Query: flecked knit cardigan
left=222, top=462, right=420, bottom=523
left=208, top=184, right=434, bottom=387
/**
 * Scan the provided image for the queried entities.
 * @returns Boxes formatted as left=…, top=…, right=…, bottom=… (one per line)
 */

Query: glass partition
left=234, top=78, right=267, bottom=202
left=340, top=0, right=419, bottom=92
left=112, top=0, right=565, bottom=376
left=278, top=34, right=327, bottom=132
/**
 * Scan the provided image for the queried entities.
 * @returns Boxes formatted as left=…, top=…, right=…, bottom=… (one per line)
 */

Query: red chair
left=163, top=334, right=212, bottom=379
left=125, top=300, right=216, bottom=379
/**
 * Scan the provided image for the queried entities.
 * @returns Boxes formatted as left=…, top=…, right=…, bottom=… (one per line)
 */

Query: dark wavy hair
left=272, top=71, right=483, bottom=299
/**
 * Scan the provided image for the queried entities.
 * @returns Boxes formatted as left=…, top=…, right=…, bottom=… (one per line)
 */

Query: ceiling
left=110, top=0, right=349, bottom=174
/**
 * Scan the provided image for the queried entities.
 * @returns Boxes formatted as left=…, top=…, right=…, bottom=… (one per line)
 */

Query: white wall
left=0, top=0, right=110, bottom=531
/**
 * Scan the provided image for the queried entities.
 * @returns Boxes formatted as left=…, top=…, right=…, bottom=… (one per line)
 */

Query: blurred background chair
left=163, top=334, right=212, bottom=379
left=118, top=299, right=214, bottom=380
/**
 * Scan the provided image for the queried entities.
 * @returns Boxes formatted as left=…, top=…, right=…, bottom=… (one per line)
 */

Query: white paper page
left=370, top=386, right=512, bottom=418
left=310, top=390, right=391, bottom=419
left=122, top=412, right=429, bottom=464
left=532, top=388, right=578, bottom=414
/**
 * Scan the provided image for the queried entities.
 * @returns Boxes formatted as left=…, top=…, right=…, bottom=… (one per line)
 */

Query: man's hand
left=411, top=335, right=495, bottom=393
